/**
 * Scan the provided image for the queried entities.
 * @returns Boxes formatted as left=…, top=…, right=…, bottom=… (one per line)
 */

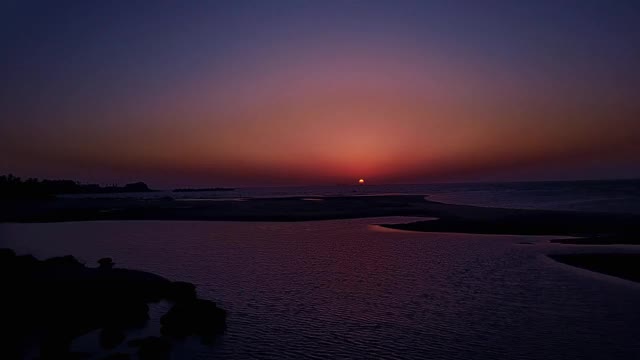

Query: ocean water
left=62, top=179, right=640, bottom=214
left=1, top=218, right=640, bottom=359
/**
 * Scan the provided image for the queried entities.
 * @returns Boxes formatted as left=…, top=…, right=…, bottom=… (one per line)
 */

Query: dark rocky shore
left=0, top=249, right=226, bottom=359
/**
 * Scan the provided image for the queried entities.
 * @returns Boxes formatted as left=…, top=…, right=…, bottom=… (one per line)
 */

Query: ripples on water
left=1, top=218, right=639, bottom=359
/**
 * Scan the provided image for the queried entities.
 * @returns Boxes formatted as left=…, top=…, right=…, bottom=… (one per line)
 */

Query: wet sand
left=3, top=195, right=640, bottom=244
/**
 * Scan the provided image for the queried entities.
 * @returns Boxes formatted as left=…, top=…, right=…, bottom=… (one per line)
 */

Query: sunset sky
left=1, top=1, right=639, bottom=187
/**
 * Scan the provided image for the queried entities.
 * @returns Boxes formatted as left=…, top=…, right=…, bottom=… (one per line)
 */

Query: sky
left=1, top=0, right=639, bottom=187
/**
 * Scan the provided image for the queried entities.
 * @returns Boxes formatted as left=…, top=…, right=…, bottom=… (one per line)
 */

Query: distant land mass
left=0, top=174, right=152, bottom=199
left=173, top=187, right=235, bottom=192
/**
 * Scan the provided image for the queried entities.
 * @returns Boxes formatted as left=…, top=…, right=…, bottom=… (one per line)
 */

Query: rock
left=15, top=254, right=39, bottom=268
left=99, top=328, right=125, bottom=349
left=0, top=248, right=17, bottom=271
left=161, top=299, right=226, bottom=337
left=102, top=300, right=150, bottom=329
left=100, top=353, right=131, bottom=360
left=0, top=248, right=16, bottom=259
left=44, top=255, right=84, bottom=268
left=167, top=281, right=197, bottom=302
left=0, top=249, right=226, bottom=359
left=98, top=258, right=115, bottom=269
left=128, top=336, right=171, bottom=360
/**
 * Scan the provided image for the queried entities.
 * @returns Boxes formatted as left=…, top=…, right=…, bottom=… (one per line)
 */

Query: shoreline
left=3, top=194, right=640, bottom=286
left=3, top=195, right=640, bottom=245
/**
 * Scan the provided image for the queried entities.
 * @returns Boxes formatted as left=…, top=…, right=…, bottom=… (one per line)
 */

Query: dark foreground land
left=0, top=249, right=226, bottom=360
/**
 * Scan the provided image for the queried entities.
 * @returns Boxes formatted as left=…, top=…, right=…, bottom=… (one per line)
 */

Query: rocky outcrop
left=0, top=248, right=226, bottom=359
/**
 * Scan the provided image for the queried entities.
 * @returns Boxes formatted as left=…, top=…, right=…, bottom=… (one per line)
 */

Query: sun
left=358, top=178, right=365, bottom=184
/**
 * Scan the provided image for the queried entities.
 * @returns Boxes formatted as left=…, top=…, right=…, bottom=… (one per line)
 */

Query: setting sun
left=358, top=179, right=365, bottom=184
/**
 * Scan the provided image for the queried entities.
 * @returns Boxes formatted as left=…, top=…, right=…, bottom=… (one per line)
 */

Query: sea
left=63, top=178, right=640, bottom=214
left=2, top=179, right=640, bottom=359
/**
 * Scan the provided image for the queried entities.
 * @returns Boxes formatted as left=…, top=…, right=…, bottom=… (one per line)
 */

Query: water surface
left=1, top=218, right=639, bottom=359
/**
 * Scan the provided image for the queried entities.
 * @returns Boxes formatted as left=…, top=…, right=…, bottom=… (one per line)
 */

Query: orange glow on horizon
left=2, top=4, right=639, bottom=188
